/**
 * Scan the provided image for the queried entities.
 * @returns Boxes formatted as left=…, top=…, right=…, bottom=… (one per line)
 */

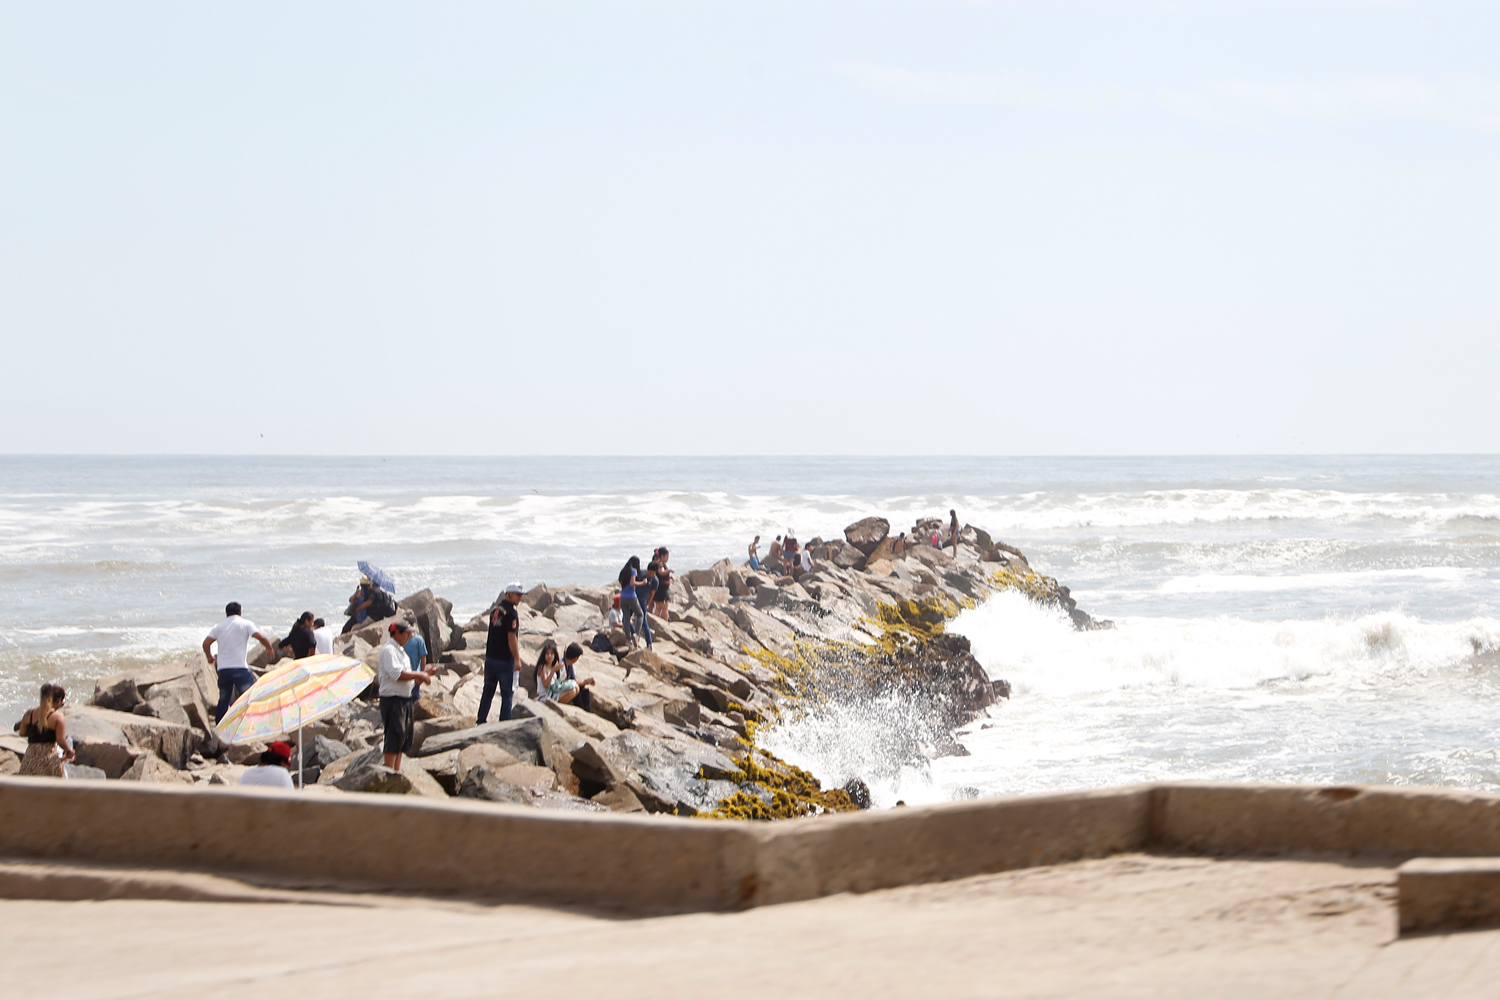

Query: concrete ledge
left=1398, top=858, right=1500, bottom=935
left=756, top=785, right=1152, bottom=905
left=10, top=777, right=1500, bottom=915
left=1152, top=783, right=1500, bottom=857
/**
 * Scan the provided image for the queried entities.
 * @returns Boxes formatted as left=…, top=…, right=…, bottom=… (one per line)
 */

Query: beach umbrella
left=358, top=560, right=396, bottom=594
left=214, top=653, right=373, bottom=786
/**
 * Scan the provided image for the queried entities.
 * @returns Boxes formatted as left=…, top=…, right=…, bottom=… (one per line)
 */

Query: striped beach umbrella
left=215, top=653, right=373, bottom=782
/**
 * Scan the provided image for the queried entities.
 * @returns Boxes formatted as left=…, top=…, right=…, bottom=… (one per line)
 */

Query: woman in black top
left=14, top=683, right=73, bottom=777
left=651, top=548, right=673, bottom=618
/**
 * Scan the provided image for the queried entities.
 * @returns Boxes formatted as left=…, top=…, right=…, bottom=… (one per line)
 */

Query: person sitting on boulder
left=238, top=741, right=295, bottom=789
left=606, top=593, right=623, bottom=630
left=536, top=640, right=594, bottom=707
left=767, top=535, right=783, bottom=570
left=561, top=642, right=594, bottom=712
left=342, top=576, right=376, bottom=633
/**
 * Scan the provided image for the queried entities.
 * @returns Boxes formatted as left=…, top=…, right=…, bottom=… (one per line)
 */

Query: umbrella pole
left=297, top=700, right=304, bottom=790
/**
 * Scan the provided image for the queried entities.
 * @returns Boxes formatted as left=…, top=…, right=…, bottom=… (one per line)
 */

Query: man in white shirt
left=379, top=621, right=435, bottom=771
left=312, top=617, right=335, bottom=656
left=203, top=602, right=275, bottom=722
left=238, top=741, right=296, bottom=790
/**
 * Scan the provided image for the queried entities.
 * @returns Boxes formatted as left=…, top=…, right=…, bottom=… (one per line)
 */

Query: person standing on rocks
left=378, top=621, right=435, bottom=770
left=238, top=741, right=295, bottom=789
left=617, top=557, right=652, bottom=650
left=782, top=529, right=800, bottom=578
left=748, top=535, right=761, bottom=570
left=651, top=548, right=673, bottom=619
left=13, top=683, right=73, bottom=777
left=402, top=617, right=429, bottom=711
left=204, top=603, right=276, bottom=722
left=477, top=583, right=523, bottom=723
left=950, top=509, right=961, bottom=558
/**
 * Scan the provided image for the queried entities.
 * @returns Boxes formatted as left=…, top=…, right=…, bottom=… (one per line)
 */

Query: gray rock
left=72, top=740, right=148, bottom=779
left=549, top=602, right=603, bottom=634
left=599, top=731, right=739, bottom=815
left=304, top=734, right=351, bottom=769
left=63, top=762, right=107, bottom=780
left=90, top=676, right=143, bottom=713
left=844, top=516, right=891, bottom=556
left=456, top=763, right=529, bottom=804
left=412, top=717, right=546, bottom=764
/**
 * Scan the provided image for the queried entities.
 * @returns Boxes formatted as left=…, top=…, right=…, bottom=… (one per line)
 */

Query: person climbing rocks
left=204, top=602, right=275, bottom=721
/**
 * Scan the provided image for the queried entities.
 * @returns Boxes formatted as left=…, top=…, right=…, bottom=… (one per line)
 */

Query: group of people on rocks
left=13, top=512, right=969, bottom=786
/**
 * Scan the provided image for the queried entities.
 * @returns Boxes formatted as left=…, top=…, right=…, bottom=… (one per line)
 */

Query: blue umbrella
left=358, top=561, right=396, bottom=594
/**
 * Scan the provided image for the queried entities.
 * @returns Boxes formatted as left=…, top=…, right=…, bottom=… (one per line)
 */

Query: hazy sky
left=3, top=2, right=1497, bottom=455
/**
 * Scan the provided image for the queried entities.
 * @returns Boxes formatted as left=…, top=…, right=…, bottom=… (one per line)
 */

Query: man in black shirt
left=477, top=582, right=523, bottom=723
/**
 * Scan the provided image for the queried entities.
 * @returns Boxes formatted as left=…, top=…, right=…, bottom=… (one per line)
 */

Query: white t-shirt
left=238, top=764, right=294, bottom=789
left=312, top=626, right=334, bottom=655
left=207, top=615, right=259, bottom=671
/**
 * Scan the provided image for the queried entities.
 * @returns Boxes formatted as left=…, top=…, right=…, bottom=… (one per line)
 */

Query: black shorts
left=654, top=585, right=670, bottom=603
left=379, top=695, right=414, bottom=755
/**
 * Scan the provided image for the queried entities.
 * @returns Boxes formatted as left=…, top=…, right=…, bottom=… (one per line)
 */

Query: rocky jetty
left=0, top=516, right=1108, bottom=818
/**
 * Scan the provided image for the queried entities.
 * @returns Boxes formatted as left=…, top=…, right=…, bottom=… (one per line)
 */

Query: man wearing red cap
left=238, top=741, right=296, bottom=789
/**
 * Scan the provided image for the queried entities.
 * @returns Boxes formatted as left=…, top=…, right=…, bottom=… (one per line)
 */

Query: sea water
left=4, top=455, right=1499, bottom=808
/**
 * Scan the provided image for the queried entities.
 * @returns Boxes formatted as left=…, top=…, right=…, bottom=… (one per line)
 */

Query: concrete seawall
left=5, top=777, right=1500, bottom=914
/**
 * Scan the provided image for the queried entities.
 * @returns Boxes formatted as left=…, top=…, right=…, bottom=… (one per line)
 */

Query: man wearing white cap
left=477, top=582, right=524, bottom=723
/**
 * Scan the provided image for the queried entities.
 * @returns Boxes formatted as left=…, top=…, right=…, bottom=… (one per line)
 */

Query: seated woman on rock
left=13, top=683, right=74, bottom=777
left=535, top=640, right=595, bottom=706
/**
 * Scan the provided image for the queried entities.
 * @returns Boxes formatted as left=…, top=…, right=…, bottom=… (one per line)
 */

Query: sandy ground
left=5, top=852, right=1499, bottom=999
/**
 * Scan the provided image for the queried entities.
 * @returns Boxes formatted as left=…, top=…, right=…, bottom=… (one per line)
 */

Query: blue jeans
left=215, top=667, right=256, bottom=721
left=478, top=658, right=515, bottom=723
left=620, top=596, right=651, bottom=649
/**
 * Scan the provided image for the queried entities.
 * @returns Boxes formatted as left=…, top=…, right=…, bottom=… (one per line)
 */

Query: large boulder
left=844, top=517, right=891, bottom=556
left=456, top=764, right=529, bottom=805
left=549, top=602, right=603, bottom=634
left=599, top=730, right=740, bottom=815
left=72, top=740, right=148, bottom=779
left=333, top=758, right=448, bottom=798
left=69, top=706, right=199, bottom=768
left=399, top=588, right=457, bottom=657
left=412, top=717, right=546, bottom=763
left=90, top=676, right=143, bottom=713
left=454, top=743, right=522, bottom=788
left=120, top=755, right=192, bottom=784
left=63, top=762, right=107, bottom=780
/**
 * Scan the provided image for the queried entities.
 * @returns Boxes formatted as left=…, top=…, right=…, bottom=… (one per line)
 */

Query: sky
left=2, top=1, right=1498, bottom=455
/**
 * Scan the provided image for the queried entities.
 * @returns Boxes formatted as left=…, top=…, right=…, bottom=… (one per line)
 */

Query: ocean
left=4, top=454, right=1499, bottom=808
